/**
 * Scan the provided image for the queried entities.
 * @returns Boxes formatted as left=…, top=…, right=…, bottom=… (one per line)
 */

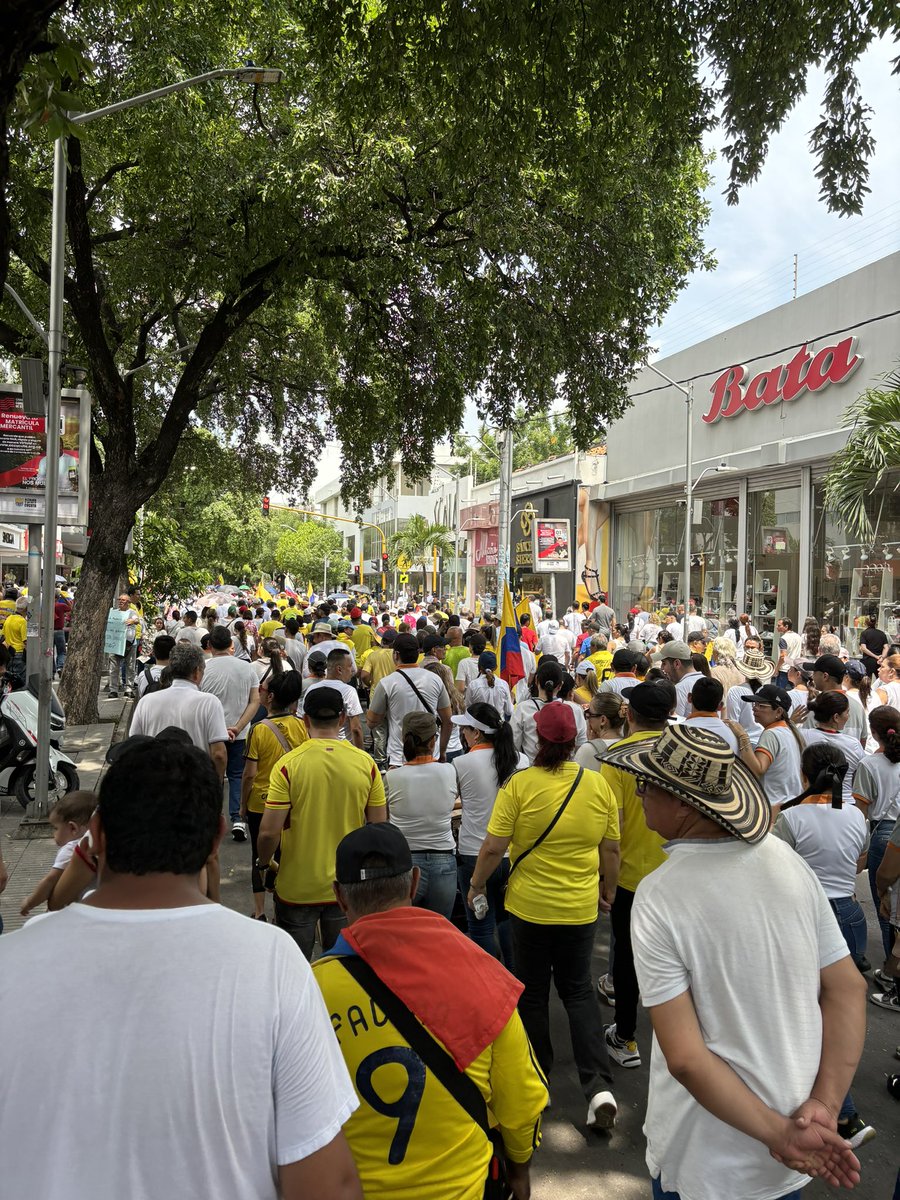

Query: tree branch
left=85, top=160, right=139, bottom=209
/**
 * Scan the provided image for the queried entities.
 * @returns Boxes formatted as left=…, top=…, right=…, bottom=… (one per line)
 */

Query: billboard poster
left=533, top=518, right=571, bottom=573
left=762, top=527, right=788, bottom=555
left=0, top=386, right=90, bottom=524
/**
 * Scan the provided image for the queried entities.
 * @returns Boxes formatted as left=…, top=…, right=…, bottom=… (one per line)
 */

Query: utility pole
left=496, top=428, right=514, bottom=612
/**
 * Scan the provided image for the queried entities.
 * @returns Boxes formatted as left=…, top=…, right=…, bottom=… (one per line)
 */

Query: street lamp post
left=30, top=67, right=283, bottom=822
left=496, top=429, right=514, bottom=613
left=644, top=364, right=694, bottom=615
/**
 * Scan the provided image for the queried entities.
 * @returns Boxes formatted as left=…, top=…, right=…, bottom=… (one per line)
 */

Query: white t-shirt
left=369, top=668, right=450, bottom=767
left=804, top=695, right=867, bottom=746
left=465, top=675, right=513, bottom=721
left=51, top=838, right=79, bottom=871
left=640, top=622, right=662, bottom=645
left=725, top=683, right=763, bottom=744
left=385, top=763, right=457, bottom=850
left=306, top=639, right=356, bottom=670
left=773, top=802, right=869, bottom=897
left=455, top=656, right=481, bottom=691
left=852, top=752, right=900, bottom=822
left=130, top=680, right=229, bottom=749
left=562, top=611, right=583, bottom=636
left=201, top=655, right=259, bottom=736
left=175, top=624, right=204, bottom=649
left=0, top=904, right=357, bottom=1199
left=756, top=722, right=804, bottom=808
left=510, top=696, right=587, bottom=763
left=801, top=728, right=864, bottom=806
left=684, top=714, right=738, bottom=753
left=673, top=670, right=704, bottom=719
left=454, top=748, right=529, bottom=856
left=282, top=639, right=306, bottom=672
left=303, top=679, right=363, bottom=740
left=135, top=662, right=164, bottom=699
left=535, top=633, right=569, bottom=663
left=684, top=614, right=707, bottom=635
left=632, top=836, right=848, bottom=1200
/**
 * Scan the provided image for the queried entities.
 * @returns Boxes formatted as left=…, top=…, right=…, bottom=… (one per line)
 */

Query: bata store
left=602, top=252, right=900, bottom=655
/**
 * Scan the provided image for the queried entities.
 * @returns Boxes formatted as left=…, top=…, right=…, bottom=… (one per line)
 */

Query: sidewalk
left=0, top=693, right=130, bottom=933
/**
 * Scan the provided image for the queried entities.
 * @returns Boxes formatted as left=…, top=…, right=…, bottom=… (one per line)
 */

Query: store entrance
left=747, top=487, right=802, bottom=655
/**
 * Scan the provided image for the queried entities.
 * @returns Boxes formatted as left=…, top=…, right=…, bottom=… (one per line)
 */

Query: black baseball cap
left=380, top=627, right=398, bottom=644
left=303, top=685, right=345, bottom=721
left=611, top=648, right=639, bottom=671
left=740, top=683, right=792, bottom=711
left=423, top=634, right=447, bottom=653
left=622, top=680, right=676, bottom=720
left=105, top=726, right=193, bottom=764
left=335, top=823, right=413, bottom=884
left=812, top=654, right=845, bottom=681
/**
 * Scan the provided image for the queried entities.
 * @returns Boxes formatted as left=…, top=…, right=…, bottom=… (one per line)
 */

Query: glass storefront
left=746, top=487, right=802, bottom=655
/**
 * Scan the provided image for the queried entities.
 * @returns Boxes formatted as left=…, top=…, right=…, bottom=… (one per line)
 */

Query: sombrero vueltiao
left=734, top=646, right=775, bottom=682
left=603, top=723, right=770, bottom=844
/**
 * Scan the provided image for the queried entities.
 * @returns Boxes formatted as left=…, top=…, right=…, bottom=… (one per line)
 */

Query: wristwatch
left=255, top=856, right=275, bottom=871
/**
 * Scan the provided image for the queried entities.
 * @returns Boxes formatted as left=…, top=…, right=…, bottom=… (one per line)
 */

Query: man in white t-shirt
left=367, top=633, right=452, bottom=766
left=305, top=647, right=364, bottom=748
left=683, top=605, right=707, bottom=637
left=562, top=606, right=584, bottom=637
left=656, top=642, right=702, bottom=719
left=201, top=626, right=261, bottom=841
left=604, top=724, right=865, bottom=1200
left=131, top=644, right=229, bottom=782
left=135, top=633, right=175, bottom=699
left=684, top=677, right=738, bottom=752
left=535, top=620, right=570, bottom=666
left=0, top=739, right=362, bottom=1200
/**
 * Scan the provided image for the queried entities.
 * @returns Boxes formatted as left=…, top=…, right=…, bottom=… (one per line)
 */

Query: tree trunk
left=58, top=475, right=139, bottom=725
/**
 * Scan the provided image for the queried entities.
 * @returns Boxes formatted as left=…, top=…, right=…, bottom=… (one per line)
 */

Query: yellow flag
left=307, top=581, right=313, bottom=599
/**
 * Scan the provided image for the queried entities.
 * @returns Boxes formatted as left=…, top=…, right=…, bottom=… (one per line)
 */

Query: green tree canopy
left=274, top=521, right=349, bottom=593
left=454, top=411, right=578, bottom=485
left=390, top=515, right=454, bottom=598
left=823, top=371, right=900, bottom=542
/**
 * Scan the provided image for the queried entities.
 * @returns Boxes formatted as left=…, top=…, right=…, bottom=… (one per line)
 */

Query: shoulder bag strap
left=394, top=668, right=434, bottom=715
left=260, top=718, right=292, bottom=754
left=508, top=766, right=584, bottom=879
left=336, top=955, right=489, bottom=1135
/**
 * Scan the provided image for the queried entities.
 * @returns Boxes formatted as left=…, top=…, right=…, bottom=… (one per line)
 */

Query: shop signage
left=702, top=336, right=862, bottom=424
left=473, top=528, right=499, bottom=568
left=513, top=504, right=537, bottom=571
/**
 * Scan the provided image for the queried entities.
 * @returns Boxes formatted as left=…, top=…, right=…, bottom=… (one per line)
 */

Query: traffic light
left=262, top=496, right=270, bottom=516
left=381, top=551, right=389, bottom=569
left=370, top=560, right=380, bottom=572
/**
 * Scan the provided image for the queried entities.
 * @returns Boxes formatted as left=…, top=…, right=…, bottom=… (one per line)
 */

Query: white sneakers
left=587, top=1090, right=617, bottom=1129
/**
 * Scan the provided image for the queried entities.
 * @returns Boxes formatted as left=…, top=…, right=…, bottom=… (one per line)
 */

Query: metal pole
left=454, top=473, right=460, bottom=610
left=32, top=134, right=67, bottom=821
left=323, top=556, right=328, bottom=597
left=496, top=428, right=513, bottom=612
left=25, top=524, right=42, bottom=679
left=683, top=381, right=694, bottom=616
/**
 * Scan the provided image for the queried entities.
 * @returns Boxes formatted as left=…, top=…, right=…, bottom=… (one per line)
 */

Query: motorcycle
left=1, top=675, right=80, bottom=809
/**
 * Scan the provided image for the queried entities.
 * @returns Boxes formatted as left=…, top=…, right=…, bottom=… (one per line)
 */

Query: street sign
left=399, top=572, right=409, bottom=583
left=397, top=554, right=411, bottom=571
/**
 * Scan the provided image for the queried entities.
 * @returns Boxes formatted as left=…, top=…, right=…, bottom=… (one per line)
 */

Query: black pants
left=610, top=886, right=639, bottom=1041
left=510, top=914, right=613, bottom=1100
left=246, top=810, right=278, bottom=895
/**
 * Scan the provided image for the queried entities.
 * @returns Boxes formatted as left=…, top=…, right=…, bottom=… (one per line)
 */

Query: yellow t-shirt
left=487, top=761, right=620, bottom=925
left=351, top=623, right=377, bottom=656
left=258, top=618, right=282, bottom=640
left=312, top=956, right=546, bottom=1199
left=586, top=650, right=613, bottom=679
left=128, top=603, right=143, bottom=641
left=0, top=598, right=16, bottom=617
left=363, top=647, right=396, bottom=688
left=600, top=729, right=667, bottom=892
left=243, top=714, right=308, bottom=813
left=265, top=739, right=386, bottom=903
left=3, top=613, right=27, bottom=653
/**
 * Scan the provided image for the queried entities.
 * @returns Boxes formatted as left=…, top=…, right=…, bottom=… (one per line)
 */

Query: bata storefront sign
left=702, top=336, right=862, bottom=424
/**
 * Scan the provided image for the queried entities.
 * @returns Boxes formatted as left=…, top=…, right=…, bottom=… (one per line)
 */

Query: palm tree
left=823, top=371, right=900, bottom=541
left=389, top=515, right=455, bottom=598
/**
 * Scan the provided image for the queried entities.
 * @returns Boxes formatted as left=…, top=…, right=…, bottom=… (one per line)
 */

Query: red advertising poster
left=534, top=519, right=571, bottom=572
left=0, top=390, right=81, bottom=505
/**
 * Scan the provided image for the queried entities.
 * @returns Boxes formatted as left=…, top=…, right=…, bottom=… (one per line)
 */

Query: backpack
left=141, top=663, right=166, bottom=696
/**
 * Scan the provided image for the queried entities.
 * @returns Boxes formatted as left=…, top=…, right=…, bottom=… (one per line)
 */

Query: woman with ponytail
left=853, top=705, right=900, bottom=970
left=385, top=711, right=459, bottom=918
left=576, top=693, right=627, bottom=771
left=803, top=691, right=864, bottom=807
left=773, top=741, right=875, bottom=1147
left=453, top=702, right=529, bottom=961
left=512, top=657, right=587, bottom=763
left=464, top=650, right=513, bottom=721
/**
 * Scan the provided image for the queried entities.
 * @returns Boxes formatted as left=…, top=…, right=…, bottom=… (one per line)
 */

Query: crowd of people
left=0, top=578, right=897, bottom=1200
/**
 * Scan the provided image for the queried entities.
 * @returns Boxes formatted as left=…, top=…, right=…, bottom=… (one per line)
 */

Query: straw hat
left=603, top=724, right=770, bottom=844
left=734, top=647, right=775, bottom=681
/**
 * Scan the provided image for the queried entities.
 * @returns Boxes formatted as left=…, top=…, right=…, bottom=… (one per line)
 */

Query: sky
left=309, top=35, right=900, bottom=496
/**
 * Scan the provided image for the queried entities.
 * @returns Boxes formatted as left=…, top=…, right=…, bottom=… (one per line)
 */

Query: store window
left=746, top=487, right=802, bottom=654
left=811, top=475, right=900, bottom=654
left=688, top=496, right=741, bottom=634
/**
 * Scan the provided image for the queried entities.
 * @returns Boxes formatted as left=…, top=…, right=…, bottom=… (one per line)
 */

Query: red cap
left=534, top=703, right=577, bottom=744
left=350, top=607, right=362, bottom=620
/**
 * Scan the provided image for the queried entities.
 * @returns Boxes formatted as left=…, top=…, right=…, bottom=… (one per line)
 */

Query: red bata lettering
left=702, top=337, right=862, bottom=424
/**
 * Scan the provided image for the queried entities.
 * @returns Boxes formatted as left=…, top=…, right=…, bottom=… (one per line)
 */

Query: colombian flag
left=499, top=580, right=524, bottom=691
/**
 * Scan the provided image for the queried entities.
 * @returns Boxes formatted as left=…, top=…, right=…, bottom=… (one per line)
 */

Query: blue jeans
left=652, top=1181, right=802, bottom=1200
left=274, top=897, right=345, bottom=961
left=225, top=738, right=245, bottom=822
left=868, top=820, right=896, bottom=962
left=53, top=629, right=67, bottom=674
left=457, top=852, right=513, bottom=965
left=411, top=851, right=458, bottom=919
left=829, top=896, right=867, bottom=963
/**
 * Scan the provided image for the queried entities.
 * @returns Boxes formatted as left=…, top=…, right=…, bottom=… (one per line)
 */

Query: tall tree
left=454, top=412, right=577, bottom=485
left=390, top=516, right=454, bottom=599
left=274, top=522, right=349, bottom=593
left=2, top=2, right=896, bottom=720
left=823, top=372, right=900, bottom=541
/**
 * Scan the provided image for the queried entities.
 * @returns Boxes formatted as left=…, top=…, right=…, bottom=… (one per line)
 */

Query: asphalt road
left=218, top=837, right=899, bottom=1199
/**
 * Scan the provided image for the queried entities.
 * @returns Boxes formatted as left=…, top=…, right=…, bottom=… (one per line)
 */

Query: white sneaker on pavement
left=587, top=1090, right=617, bottom=1129
left=231, top=819, right=247, bottom=843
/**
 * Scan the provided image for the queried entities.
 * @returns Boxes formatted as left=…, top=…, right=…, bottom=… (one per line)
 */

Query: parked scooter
left=1, top=674, right=80, bottom=808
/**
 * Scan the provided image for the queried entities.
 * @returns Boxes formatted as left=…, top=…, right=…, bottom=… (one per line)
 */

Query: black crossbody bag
left=394, top=669, right=442, bottom=738
left=506, top=766, right=584, bottom=883
left=337, top=955, right=513, bottom=1200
